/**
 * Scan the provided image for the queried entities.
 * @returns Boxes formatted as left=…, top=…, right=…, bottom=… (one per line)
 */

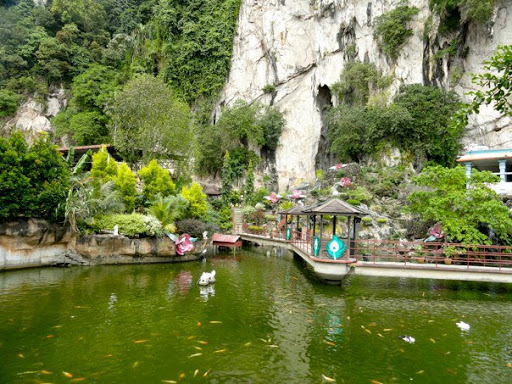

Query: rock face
left=220, top=0, right=512, bottom=191
left=2, top=86, right=67, bottom=142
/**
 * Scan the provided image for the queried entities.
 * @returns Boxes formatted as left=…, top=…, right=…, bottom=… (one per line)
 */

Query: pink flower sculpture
left=175, top=233, right=194, bottom=255
left=329, top=163, right=347, bottom=170
left=290, top=189, right=306, bottom=200
left=264, top=192, right=281, bottom=204
left=339, top=177, right=352, bottom=188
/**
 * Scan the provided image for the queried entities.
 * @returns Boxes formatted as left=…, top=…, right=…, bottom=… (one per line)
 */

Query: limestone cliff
left=220, top=0, right=512, bottom=191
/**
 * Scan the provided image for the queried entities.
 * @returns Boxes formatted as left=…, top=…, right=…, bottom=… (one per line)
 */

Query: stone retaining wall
left=0, top=219, right=208, bottom=271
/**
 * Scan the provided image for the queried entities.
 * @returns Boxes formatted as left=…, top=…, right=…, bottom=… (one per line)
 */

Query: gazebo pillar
left=499, top=159, right=507, bottom=182
left=332, top=215, right=337, bottom=237
left=346, top=215, right=352, bottom=259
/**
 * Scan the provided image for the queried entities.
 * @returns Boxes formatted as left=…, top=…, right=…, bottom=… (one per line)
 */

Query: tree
left=245, top=160, right=254, bottom=202
left=406, top=165, right=512, bottom=244
left=0, top=132, right=70, bottom=222
left=113, top=162, right=137, bottom=212
left=91, top=146, right=118, bottom=187
left=110, top=75, right=192, bottom=164
left=0, top=89, right=21, bottom=117
left=181, top=183, right=208, bottom=219
left=221, top=151, right=233, bottom=200
left=469, top=45, right=512, bottom=118
left=138, top=160, right=175, bottom=201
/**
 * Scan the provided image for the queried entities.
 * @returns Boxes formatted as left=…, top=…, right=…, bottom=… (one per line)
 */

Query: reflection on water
left=0, top=246, right=511, bottom=383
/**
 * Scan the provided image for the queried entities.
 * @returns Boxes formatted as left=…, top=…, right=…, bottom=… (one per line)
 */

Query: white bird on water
left=399, top=335, right=415, bottom=344
left=456, top=321, right=470, bottom=332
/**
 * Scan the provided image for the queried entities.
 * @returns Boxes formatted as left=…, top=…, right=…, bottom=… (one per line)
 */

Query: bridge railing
left=353, top=239, right=512, bottom=270
left=236, top=221, right=512, bottom=271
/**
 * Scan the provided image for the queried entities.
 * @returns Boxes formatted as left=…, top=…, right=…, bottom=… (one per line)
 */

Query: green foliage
left=376, top=217, right=388, bottom=224
left=175, top=218, right=216, bottom=238
left=468, top=45, right=512, bottom=117
left=110, top=74, right=192, bottom=164
left=67, top=111, right=109, bottom=145
left=332, top=61, right=388, bottom=105
left=279, top=201, right=294, bottom=211
left=221, top=151, right=233, bottom=200
left=0, top=89, right=21, bottom=117
left=217, top=100, right=264, bottom=147
left=373, top=3, right=419, bottom=60
left=339, top=186, right=373, bottom=204
left=180, top=183, right=208, bottom=219
left=159, top=0, right=242, bottom=103
left=138, top=160, right=175, bottom=201
left=406, top=165, right=512, bottom=244
left=259, top=107, right=285, bottom=151
left=113, top=162, right=137, bottom=212
left=328, top=84, right=462, bottom=165
left=262, top=84, right=276, bottom=94
left=93, top=213, right=163, bottom=237
left=146, top=194, right=189, bottom=227
left=0, top=132, right=70, bottom=222
left=247, top=187, right=270, bottom=206
left=430, top=0, right=496, bottom=32
left=244, top=160, right=255, bottom=202
left=91, top=146, right=117, bottom=187
left=347, top=199, right=361, bottom=206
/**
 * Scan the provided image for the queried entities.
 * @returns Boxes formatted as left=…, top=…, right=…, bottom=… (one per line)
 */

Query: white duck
left=456, top=321, right=470, bottom=332
left=399, top=335, right=416, bottom=344
left=198, top=270, right=216, bottom=286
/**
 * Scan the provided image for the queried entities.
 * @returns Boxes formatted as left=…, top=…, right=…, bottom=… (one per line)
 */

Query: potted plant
left=443, top=246, right=457, bottom=265
left=413, top=245, right=426, bottom=263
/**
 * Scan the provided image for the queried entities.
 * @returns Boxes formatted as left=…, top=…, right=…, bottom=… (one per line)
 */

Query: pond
left=1, top=246, right=512, bottom=383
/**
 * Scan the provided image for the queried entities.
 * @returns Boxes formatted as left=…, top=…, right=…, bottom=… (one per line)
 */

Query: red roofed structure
left=212, top=233, right=242, bottom=250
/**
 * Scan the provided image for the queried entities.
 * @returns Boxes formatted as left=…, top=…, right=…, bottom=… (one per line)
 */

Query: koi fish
left=416, top=370, right=424, bottom=374
left=430, top=338, right=436, bottom=343
left=17, top=353, right=25, bottom=358
left=161, top=381, right=177, bottom=383
left=370, top=380, right=383, bottom=384
left=203, top=369, right=211, bottom=377
left=377, top=334, right=384, bottom=338
left=369, top=322, right=377, bottom=327
left=134, top=340, right=148, bottom=344
left=45, top=335, right=55, bottom=339
left=365, top=329, right=372, bottom=334
left=62, top=371, right=73, bottom=378
left=197, top=340, right=208, bottom=345
left=268, top=345, right=279, bottom=348
left=132, top=362, right=139, bottom=368
left=194, top=369, right=199, bottom=377
left=383, top=329, right=392, bottom=332
left=193, top=346, right=202, bottom=351
left=41, top=370, right=52, bottom=375
left=209, top=321, right=222, bottom=324
left=70, top=378, right=86, bottom=382
left=179, top=373, right=186, bottom=379
left=187, top=336, right=195, bottom=340
left=321, top=373, right=336, bottom=382
left=244, top=342, right=252, bottom=347
left=214, top=349, right=226, bottom=353
left=188, top=353, right=202, bottom=358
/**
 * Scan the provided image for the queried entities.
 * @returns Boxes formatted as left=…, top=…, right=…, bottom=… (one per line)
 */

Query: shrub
left=113, top=162, right=137, bottom=212
left=0, top=89, right=21, bottom=117
left=93, top=213, right=163, bottom=237
left=146, top=194, right=189, bottom=227
left=181, top=183, right=208, bottom=219
left=361, top=217, right=373, bottom=225
left=346, top=199, right=361, bottom=206
left=262, top=84, right=276, bottom=94
left=175, top=218, right=217, bottom=238
left=248, top=225, right=264, bottom=234
left=0, top=133, right=70, bottom=222
left=374, top=3, right=419, bottom=60
left=340, top=186, right=373, bottom=204
left=376, top=218, right=388, bottom=224
left=138, top=160, right=175, bottom=201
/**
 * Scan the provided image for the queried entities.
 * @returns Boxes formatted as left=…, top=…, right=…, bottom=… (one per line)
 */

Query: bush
left=0, top=133, right=70, bottom=222
left=376, top=218, right=388, bottom=224
left=93, top=213, right=163, bottom=237
left=346, top=199, right=361, bottom=206
left=175, top=218, right=217, bottom=238
left=361, top=217, right=373, bottom=225
left=138, top=160, right=175, bottom=201
left=374, top=4, right=419, bottom=60
left=181, top=183, right=207, bottom=219
left=0, top=89, right=21, bottom=117
left=340, top=186, right=373, bottom=204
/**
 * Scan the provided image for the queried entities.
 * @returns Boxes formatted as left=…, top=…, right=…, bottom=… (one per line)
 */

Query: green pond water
left=1, top=247, right=512, bottom=384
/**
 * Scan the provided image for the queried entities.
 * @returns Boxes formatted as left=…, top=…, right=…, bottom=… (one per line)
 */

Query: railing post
left=435, top=244, right=438, bottom=268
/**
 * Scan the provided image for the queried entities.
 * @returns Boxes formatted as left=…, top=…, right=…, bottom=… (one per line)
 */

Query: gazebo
left=278, top=199, right=367, bottom=260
